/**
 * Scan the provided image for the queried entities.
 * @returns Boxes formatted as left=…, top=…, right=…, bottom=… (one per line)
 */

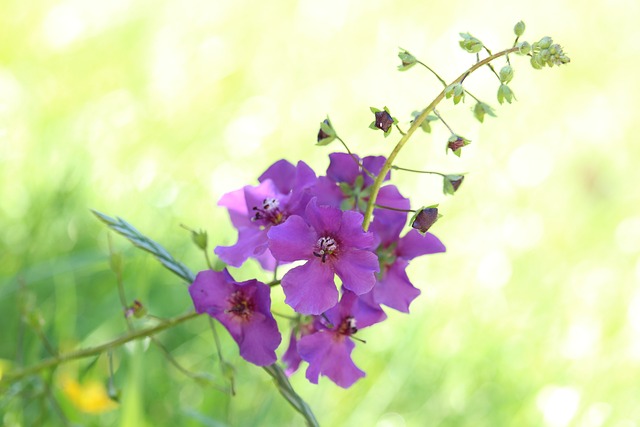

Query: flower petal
left=214, top=228, right=269, bottom=267
left=327, top=152, right=360, bottom=184
left=304, top=198, right=342, bottom=235
left=333, top=248, right=378, bottom=295
left=337, top=210, right=376, bottom=250
left=298, top=331, right=365, bottom=388
left=258, top=159, right=296, bottom=194
left=281, top=260, right=338, bottom=315
left=374, top=260, right=421, bottom=313
left=362, top=156, right=390, bottom=187
left=396, top=230, right=446, bottom=260
left=268, top=215, right=316, bottom=262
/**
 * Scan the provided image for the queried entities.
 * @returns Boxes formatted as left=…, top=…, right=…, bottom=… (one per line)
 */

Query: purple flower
left=188, top=269, right=281, bottom=366
left=214, top=160, right=316, bottom=270
left=268, top=198, right=379, bottom=315
left=282, top=319, right=316, bottom=376
left=370, top=210, right=446, bottom=312
left=297, top=290, right=385, bottom=388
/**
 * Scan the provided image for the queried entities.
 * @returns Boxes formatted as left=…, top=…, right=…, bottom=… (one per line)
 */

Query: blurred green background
left=1, top=0, right=639, bottom=426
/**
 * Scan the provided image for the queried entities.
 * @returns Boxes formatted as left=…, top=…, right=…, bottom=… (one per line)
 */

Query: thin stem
left=362, top=47, right=519, bottom=230
left=394, top=123, right=406, bottom=136
left=109, top=234, right=133, bottom=332
left=464, top=89, right=481, bottom=103
left=432, top=109, right=455, bottom=135
left=203, top=250, right=214, bottom=271
left=391, top=165, right=446, bottom=177
left=374, top=204, right=416, bottom=213
left=1, top=311, right=201, bottom=383
left=267, top=279, right=281, bottom=287
left=417, top=60, right=447, bottom=86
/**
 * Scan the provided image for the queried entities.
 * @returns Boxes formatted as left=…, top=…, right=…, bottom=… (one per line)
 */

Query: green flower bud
left=516, top=41, right=531, bottom=55
left=497, top=84, right=515, bottom=104
left=473, top=102, right=496, bottom=123
left=124, top=300, right=147, bottom=319
left=530, top=55, right=543, bottom=70
left=537, top=36, right=553, bottom=49
left=514, top=21, right=526, bottom=37
left=317, top=117, right=337, bottom=146
left=411, top=110, right=438, bottom=133
left=499, top=65, right=514, bottom=84
left=459, top=32, right=483, bottom=53
left=398, top=49, right=418, bottom=71
left=445, top=83, right=465, bottom=104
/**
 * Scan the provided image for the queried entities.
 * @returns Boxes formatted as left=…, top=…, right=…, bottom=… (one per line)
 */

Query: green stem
left=1, top=311, right=201, bottom=383
left=391, top=165, right=446, bottom=177
left=362, top=46, right=519, bottom=230
left=417, top=60, right=447, bottom=87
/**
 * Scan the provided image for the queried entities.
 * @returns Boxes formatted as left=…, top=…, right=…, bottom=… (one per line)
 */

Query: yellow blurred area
left=60, top=375, right=118, bottom=414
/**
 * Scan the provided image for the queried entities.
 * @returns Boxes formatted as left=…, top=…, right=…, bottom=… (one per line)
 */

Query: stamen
left=313, top=236, right=338, bottom=263
left=251, top=197, right=284, bottom=225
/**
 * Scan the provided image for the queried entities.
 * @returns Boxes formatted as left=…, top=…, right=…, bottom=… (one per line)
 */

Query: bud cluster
left=529, top=36, right=571, bottom=69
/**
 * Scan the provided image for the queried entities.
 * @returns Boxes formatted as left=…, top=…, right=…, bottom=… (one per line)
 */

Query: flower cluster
left=189, top=153, right=445, bottom=387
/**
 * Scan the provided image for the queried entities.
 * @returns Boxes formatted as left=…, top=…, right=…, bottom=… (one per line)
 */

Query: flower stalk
left=362, top=46, right=519, bottom=230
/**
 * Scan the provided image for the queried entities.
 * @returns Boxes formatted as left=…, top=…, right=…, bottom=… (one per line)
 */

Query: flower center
left=336, top=316, right=357, bottom=336
left=252, top=197, right=285, bottom=225
left=313, top=236, right=338, bottom=263
left=226, top=290, right=255, bottom=321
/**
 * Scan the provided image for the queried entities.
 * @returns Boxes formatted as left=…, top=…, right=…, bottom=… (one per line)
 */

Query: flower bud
left=397, top=49, right=417, bottom=71
left=473, top=102, right=496, bottom=123
left=443, top=174, right=465, bottom=195
left=459, top=32, right=483, bottom=53
left=537, top=36, right=553, bottom=50
left=514, top=21, right=526, bottom=37
left=447, top=134, right=470, bottom=157
left=411, top=206, right=440, bottom=234
left=499, top=65, right=514, bottom=84
left=412, top=110, right=438, bottom=133
left=125, top=300, right=147, bottom=319
left=369, top=107, right=396, bottom=137
left=317, top=117, right=337, bottom=146
left=445, top=83, right=465, bottom=105
left=516, top=41, right=531, bottom=55
left=497, top=84, right=515, bottom=104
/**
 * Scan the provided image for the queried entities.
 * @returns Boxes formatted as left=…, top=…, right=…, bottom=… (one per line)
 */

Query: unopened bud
left=411, top=206, right=440, bottom=234
left=125, top=300, right=147, bottom=319
left=459, top=32, right=483, bottom=53
left=445, top=83, right=465, bottom=105
left=447, top=134, right=470, bottom=157
left=499, top=65, right=514, bottom=84
left=398, top=49, right=417, bottom=71
left=443, top=175, right=465, bottom=195
left=369, top=107, right=396, bottom=136
left=317, top=117, right=337, bottom=146
left=514, top=21, right=526, bottom=37
left=497, top=84, right=515, bottom=104
left=516, top=41, right=531, bottom=55
left=473, top=102, right=496, bottom=123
